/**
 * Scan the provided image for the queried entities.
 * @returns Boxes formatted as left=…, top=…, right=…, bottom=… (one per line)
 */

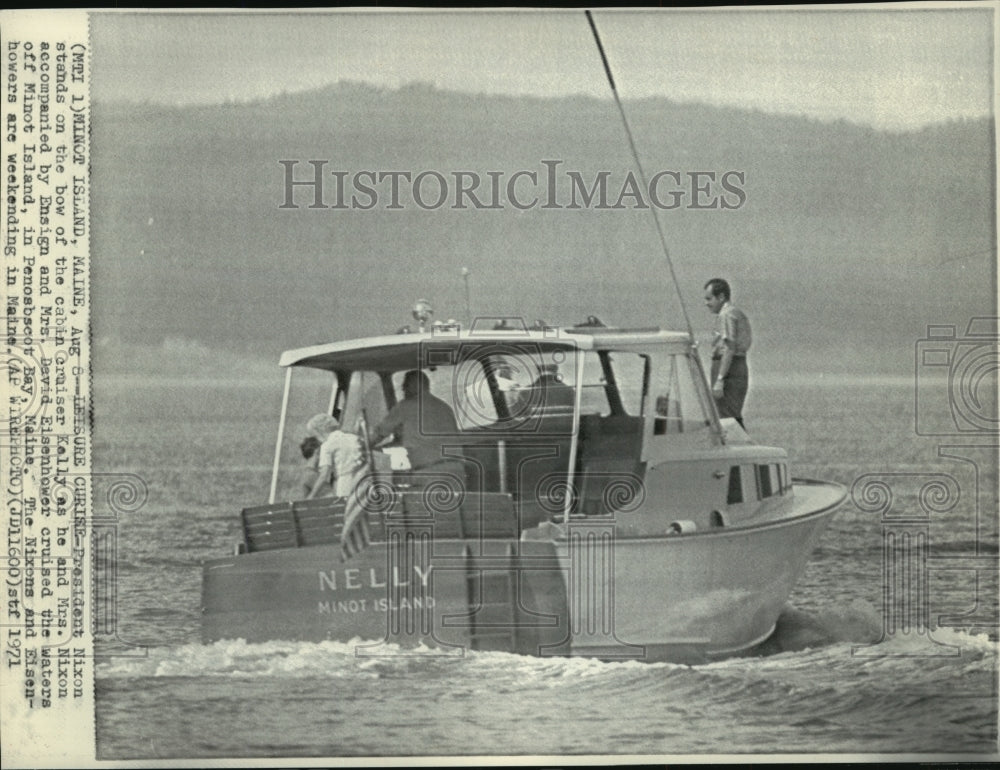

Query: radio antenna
left=585, top=10, right=695, bottom=340
left=460, top=266, right=472, bottom=326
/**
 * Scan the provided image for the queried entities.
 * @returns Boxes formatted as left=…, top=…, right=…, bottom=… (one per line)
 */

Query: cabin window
left=457, top=358, right=501, bottom=428
left=727, top=465, right=743, bottom=504
left=425, top=360, right=502, bottom=430
left=273, top=367, right=343, bottom=500
left=397, top=346, right=647, bottom=427
left=495, top=349, right=644, bottom=420
left=603, top=352, right=648, bottom=416
left=504, top=349, right=582, bottom=419
left=755, top=463, right=782, bottom=499
left=755, top=464, right=772, bottom=499
left=389, top=358, right=516, bottom=430
left=342, top=370, right=392, bottom=434
left=412, top=344, right=583, bottom=427
left=651, top=353, right=713, bottom=436
left=560, top=351, right=610, bottom=416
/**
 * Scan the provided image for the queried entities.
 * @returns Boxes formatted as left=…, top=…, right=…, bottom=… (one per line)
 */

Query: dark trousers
left=711, top=356, right=748, bottom=429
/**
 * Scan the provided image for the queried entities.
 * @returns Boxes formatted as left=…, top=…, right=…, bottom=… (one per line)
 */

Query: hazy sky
left=91, top=7, right=994, bottom=129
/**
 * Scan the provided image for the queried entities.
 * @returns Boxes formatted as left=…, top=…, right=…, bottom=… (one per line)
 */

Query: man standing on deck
left=704, top=278, right=752, bottom=430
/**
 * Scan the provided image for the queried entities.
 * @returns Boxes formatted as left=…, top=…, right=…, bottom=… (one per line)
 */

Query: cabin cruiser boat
left=201, top=311, right=845, bottom=663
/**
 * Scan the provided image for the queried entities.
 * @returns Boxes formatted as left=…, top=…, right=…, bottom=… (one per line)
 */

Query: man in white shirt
left=704, top=278, right=752, bottom=430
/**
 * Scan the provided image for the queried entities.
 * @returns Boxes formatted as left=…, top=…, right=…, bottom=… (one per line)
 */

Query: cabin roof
left=279, top=327, right=692, bottom=371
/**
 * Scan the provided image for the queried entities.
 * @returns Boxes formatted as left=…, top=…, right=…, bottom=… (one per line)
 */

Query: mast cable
left=585, top=10, right=695, bottom=340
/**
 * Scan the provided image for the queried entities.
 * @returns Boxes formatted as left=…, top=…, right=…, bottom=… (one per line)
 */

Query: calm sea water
left=91, top=373, right=998, bottom=759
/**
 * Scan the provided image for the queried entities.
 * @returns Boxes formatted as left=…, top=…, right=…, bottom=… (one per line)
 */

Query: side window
left=606, top=352, right=648, bottom=416
left=386, top=367, right=473, bottom=426
left=568, top=351, right=647, bottom=417
left=452, top=359, right=499, bottom=429
left=495, top=350, right=587, bottom=420
left=563, top=351, right=610, bottom=416
left=727, top=465, right=743, bottom=504
left=769, top=464, right=779, bottom=497
left=755, top=464, right=781, bottom=499
left=494, top=351, right=563, bottom=420
left=341, top=370, right=390, bottom=432
left=279, top=367, right=340, bottom=499
left=381, top=363, right=504, bottom=430
left=651, top=353, right=713, bottom=436
left=756, top=465, right=765, bottom=498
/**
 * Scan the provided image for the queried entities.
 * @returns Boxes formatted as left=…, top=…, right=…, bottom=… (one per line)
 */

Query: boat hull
left=556, top=481, right=841, bottom=661
left=201, top=480, right=843, bottom=663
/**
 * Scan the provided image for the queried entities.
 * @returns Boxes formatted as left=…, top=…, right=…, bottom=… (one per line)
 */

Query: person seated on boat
left=298, top=435, right=325, bottom=497
left=493, top=363, right=521, bottom=394
left=508, top=363, right=574, bottom=417
left=463, top=362, right=522, bottom=426
left=370, top=370, right=459, bottom=471
left=304, top=414, right=367, bottom=499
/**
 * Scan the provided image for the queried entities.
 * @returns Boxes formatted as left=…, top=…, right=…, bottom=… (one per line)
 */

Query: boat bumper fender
left=668, top=520, right=697, bottom=535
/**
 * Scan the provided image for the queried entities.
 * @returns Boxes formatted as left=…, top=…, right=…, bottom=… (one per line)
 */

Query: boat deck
left=237, top=478, right=845, bottom=554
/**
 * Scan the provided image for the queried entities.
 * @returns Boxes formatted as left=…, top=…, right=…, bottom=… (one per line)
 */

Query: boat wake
left=756, top=601, right=884, bottom=655
left=92, top=620, right=997, bottom=758
left=95, top=601, right=995, bottom=683
left=757, top=600, right=998, bottom=659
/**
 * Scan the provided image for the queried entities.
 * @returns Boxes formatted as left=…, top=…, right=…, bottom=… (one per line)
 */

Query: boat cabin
left=247, top=317, right=789, bottom=551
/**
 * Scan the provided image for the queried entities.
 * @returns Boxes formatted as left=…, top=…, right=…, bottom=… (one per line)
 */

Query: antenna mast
left=585, top=10, right=696, bottom=340
left=461, top=266, right=472, bottom=326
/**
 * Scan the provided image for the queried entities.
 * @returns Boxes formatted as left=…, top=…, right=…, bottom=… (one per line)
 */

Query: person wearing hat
left=304, top=413, right=366, bottom=499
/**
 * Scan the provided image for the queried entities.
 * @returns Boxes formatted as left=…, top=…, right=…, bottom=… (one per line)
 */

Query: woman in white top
left=304, top=414, right=366, bottom=499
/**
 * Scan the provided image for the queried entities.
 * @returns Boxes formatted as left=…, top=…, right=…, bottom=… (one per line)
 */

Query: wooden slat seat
left=392, top=491, right=517, bottom=539
left=241, top=494, right=395, bottom=552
